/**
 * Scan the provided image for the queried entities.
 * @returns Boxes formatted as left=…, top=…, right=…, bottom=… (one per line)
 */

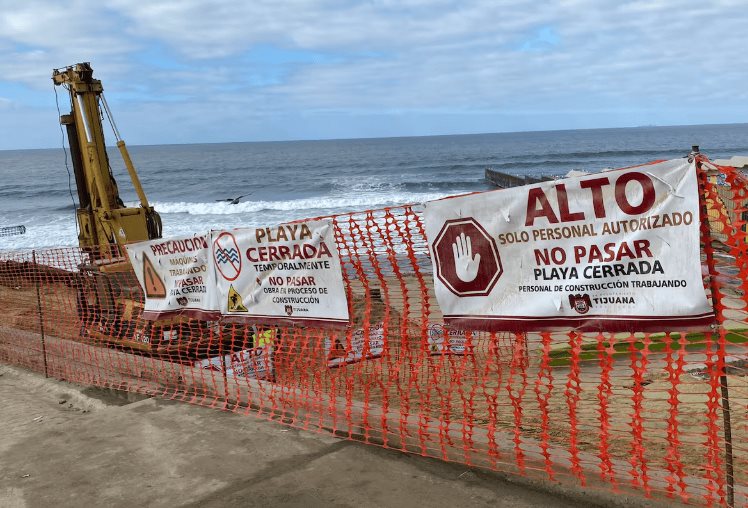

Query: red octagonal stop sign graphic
left=432, top=218, right=502, bottom=297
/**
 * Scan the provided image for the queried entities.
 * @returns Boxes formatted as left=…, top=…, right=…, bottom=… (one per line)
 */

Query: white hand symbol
left=452, top=232, right=481, bottom=282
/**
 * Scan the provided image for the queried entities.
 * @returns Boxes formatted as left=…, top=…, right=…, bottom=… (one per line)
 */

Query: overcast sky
left=0, top=0, right=746, bottom=150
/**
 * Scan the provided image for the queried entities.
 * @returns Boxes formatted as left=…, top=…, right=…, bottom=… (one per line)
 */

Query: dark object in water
left=0, top=225, right=26, bottom=237
left=484, top=168, right=553, bottom=189
left=216, top=195, right=245, bottom=205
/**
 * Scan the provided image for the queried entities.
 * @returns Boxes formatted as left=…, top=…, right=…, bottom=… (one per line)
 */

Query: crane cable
left=54, top=82, right=79, bottom=239
left=93, top=93, right=127, bottom=208
left=100, top=93, right=122, bottom=142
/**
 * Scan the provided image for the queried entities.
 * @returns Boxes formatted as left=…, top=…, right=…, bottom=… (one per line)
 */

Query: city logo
left=568, top=294, right=592, bottom=314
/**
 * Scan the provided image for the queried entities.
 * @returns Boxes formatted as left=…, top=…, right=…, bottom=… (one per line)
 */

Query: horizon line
left=3, top=121, right=748, bottom=152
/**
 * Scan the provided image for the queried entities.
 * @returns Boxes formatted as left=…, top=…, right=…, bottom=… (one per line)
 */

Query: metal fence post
left=32, top=250, right=49, bottom=378
left=696, top=154, right=736, bottom=507
left=720, top=372, right=735, bottom=508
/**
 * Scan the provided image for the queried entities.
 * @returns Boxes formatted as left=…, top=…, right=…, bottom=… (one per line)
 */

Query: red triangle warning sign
left=142, top=253, right=167, bottom=299
left=327, top=337, right=347, bottom=361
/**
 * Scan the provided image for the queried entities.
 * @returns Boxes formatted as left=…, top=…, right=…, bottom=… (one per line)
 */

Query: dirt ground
left=0, top=363, right=637, bottom=508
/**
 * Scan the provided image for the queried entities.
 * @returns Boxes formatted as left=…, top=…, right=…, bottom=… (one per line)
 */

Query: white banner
left=424, top=159, right=714, bottom=332
left=197, top=345, right=274, bottom=381
left=125, top=233, right=220, bottom=320
left=212, top=220, right=349, bottom=326
left=427, top=324, right=467, bottom=355
left=325, top=323, right=385, bottom=368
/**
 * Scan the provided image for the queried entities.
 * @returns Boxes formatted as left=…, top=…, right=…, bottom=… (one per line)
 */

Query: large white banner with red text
left=126, top=220, right=349, bottom=326
left=211, top=220, right=350, bottom=326
left=423, top=159, right=714, bottom=332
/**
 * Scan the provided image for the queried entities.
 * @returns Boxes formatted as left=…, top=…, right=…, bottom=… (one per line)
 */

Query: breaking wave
left=144, top=190, right=466, bottom=216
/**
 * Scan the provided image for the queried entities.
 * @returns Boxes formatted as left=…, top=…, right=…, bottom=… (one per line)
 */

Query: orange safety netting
left=0, top=157, right=746, bottom=507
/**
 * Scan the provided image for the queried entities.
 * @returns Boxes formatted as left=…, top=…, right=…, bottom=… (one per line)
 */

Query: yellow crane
left=53, top=62, right=170, bottom=351
left=52, top=62, right=161, bottom=258
left=52, top=62, right=269, bottom=359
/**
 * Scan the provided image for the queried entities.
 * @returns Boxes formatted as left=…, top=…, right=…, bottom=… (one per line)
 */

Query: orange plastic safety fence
left=0, top=160, right=747, bottom=507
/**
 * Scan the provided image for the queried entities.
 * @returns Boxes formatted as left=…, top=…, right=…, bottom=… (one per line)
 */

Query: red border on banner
left=444, top=312, right=716, bottom=333
left=141, top=308, right=222, bottom=321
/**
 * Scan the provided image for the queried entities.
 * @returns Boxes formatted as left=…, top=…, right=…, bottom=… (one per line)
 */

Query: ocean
left=1, top=123, right=747, bottom=251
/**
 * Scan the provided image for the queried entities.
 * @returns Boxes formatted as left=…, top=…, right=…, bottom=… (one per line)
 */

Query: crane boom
left=52, top=62, right=161, bottom=259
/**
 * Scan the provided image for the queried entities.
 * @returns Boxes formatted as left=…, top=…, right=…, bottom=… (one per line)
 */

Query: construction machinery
left=52, top=63, right=217, bottom=356
left=53, top=62, right=162, bottom=256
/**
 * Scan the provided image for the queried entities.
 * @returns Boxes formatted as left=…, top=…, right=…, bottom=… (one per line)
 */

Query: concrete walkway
left=0, top=364, right=622, bottom=508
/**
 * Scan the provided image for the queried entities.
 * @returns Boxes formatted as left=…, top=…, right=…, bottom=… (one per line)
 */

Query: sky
left=0, top=0, right=746, bottom=150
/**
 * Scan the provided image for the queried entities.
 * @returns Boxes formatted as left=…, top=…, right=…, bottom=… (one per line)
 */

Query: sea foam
left=146, top=190, right=462, bottom=216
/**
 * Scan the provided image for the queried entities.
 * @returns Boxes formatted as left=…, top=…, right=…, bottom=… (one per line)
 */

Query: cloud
left=0, top=0, right=746, bottom=149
